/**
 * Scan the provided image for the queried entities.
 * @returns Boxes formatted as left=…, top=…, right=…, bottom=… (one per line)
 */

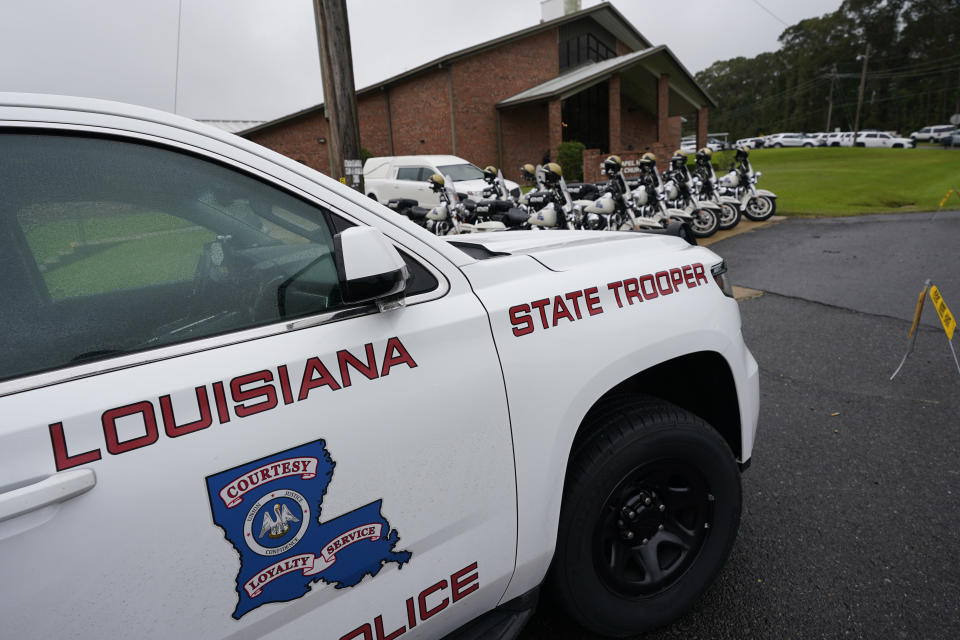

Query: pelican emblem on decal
left=259, top=503, right=300, bottom=539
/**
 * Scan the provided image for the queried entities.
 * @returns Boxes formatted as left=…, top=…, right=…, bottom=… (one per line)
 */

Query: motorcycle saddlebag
left=406, top=206, right=430, bottom=221
left=506, top=207, right=530, bottom=226
left=477, top=199, right=514, bottom=214
left=566, top=182, right=600, bottom=200
left=387, top=198, right=418, bottom=212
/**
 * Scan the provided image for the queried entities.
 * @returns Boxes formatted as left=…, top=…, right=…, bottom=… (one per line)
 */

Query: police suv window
left=0, top=133, right=363, bottom=382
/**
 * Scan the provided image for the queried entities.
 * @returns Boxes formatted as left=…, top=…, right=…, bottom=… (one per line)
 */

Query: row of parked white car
left=736, top=130, right=913, bottom=149
left=735, top=124, right=960, bottom=150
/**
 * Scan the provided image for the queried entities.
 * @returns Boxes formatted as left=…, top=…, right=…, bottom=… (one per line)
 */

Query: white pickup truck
left=0, top=94, right=759, bottom=640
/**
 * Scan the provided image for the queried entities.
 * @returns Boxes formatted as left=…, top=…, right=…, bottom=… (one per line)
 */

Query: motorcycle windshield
left=443, top=174, right=460, bottom=204
left=496, top=170, right=511, bottom=201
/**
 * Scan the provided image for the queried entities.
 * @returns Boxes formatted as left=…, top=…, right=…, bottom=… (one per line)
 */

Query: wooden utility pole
left=313, top=0, right=363, bottom=192
left=852, top=44, right=871, bottom=144
left=826, top=63, right=837, bottom=132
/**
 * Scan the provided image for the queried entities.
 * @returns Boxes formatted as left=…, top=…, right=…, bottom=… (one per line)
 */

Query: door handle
left=0, top=469, right=96, bottom=523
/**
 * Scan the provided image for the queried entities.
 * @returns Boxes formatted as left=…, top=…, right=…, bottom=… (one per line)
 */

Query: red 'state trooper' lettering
left=508, top=263, right=709, bottom=337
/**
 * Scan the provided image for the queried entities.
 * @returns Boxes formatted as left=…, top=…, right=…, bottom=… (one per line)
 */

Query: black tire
left=367, top=193, right=378, bottom=202
left=803, top=142, right=813, bottom=148
left=773, top=142, right=783, bottom=148
left=855, top=142, right=865, bottom=148
left=689, top=208, right=718, bottom=238
left=718, top=202, right=741, bottom=230
left=550, top=397, right=742, bottom=637
left=893, top=143, right=902, bottom=148
left=743, top=195, right=776, bottom=221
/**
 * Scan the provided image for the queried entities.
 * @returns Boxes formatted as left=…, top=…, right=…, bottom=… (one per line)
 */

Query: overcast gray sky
left=0, top=0, right=843, bottom=122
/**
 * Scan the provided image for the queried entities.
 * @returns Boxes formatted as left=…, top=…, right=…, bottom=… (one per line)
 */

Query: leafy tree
left=695, top=1, right=960, bottom=139
left=557, top=140, right=586, bottom=182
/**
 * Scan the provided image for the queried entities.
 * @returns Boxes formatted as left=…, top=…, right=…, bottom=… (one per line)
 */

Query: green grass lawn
left=737, top=147, right=960, bottom=216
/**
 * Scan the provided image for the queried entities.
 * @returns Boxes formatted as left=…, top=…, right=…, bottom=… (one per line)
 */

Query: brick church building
left=238, top=2, right=715, bottom=184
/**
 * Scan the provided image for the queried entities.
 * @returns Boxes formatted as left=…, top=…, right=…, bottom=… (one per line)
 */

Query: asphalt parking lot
left=522, top=211, right=960, bottom=640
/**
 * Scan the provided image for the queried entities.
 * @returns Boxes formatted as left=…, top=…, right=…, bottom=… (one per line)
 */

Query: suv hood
left=446, top=230, right=695, bottom=271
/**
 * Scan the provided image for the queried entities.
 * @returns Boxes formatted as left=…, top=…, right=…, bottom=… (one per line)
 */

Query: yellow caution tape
left=908, top=284, right=928, bottom=338
left=939, top=188, right=960, bottom=208
left=930, top=285, right=956, bottom=341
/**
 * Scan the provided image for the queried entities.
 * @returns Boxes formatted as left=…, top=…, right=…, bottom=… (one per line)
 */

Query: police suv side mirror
left=334, top=227, right=408, bottom=311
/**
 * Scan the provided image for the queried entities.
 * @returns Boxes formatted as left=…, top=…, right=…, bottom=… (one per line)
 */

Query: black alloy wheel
left=594, top=459, right=712, bottom=597
left=549, top=397, right=742, bottom=637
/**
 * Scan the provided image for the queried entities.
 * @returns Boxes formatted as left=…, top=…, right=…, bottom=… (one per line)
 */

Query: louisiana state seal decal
left=205, top=439, right=412, bottom=619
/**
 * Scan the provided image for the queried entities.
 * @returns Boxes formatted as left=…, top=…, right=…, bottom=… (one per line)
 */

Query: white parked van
left=364, top=155, right=520, bottom=206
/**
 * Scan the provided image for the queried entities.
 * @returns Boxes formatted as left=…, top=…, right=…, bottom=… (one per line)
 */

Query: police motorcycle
left=525, top=162, right=581, bottom=230
left=718, top=146, right=778, bottom=221
left=473, top=166, right=531, bottom=230
left=692, top=147, right=742, bottom=230
left=388, top=174, right=505, bottom=235
left=518, top=163, right=557, bottom=213
left=580, top=155, right=667, bottom=232
left=660, top=150, right=721, bottom=238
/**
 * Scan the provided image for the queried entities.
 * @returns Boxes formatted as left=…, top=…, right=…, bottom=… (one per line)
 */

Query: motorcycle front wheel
left=690, top=208, right=719, bottom=238
left=743, top=196, right=776, bottom=221
left=718, top=203, right=740, bottom=230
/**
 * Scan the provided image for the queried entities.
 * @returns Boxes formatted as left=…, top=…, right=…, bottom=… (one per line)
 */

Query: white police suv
left=0, top=94, right=759, bottom=640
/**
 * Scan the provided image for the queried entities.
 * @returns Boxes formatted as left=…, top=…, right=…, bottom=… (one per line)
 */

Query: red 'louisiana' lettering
left=47, top=337, right=417, bottom=470
left=103, top=401, right=158, bottom=455
left=160, top=386, right=212, bottom=438
left=50, top=422, right=101, bottom=471
left=232, top=370, right=279, bottom=418
left=338, top=343, right=378, bottom=388
left=298, top=357, right=342, bottom=400
left=381, top=337, right=417, bottom=376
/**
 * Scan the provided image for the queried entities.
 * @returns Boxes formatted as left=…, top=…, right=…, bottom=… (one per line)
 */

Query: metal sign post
left=891, top=280, right=960, bottom=379
left=343, top=159, right=363, bottom=190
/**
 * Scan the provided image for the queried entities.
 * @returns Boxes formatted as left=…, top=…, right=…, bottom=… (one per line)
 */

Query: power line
left=870, top=52, right=960, bottom=75
left=717, top=76, right=826, bottom=117
left=868, top=63, right=960, bottom=80
left=833, top=86, right=955, bottom=109
left=750, top=0, right=789, bottom=27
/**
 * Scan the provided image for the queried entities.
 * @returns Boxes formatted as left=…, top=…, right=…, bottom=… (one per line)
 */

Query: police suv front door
left=0, top=128, right=516, bottom=639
